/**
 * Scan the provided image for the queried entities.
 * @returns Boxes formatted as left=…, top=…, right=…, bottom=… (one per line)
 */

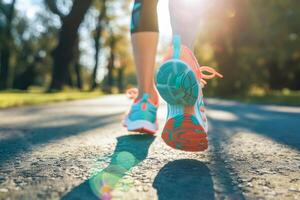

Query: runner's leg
left=131, top=0, right=159, bottom=104
left=169, top=0, right=203, bottom=49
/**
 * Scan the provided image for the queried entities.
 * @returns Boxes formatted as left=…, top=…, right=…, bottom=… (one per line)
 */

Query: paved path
left=0, top=95, right=299, bottom=200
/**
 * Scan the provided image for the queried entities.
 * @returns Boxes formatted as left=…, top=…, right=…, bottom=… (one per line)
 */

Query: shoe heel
left=156, top=60, right=199, bottom=106
left=161, top=114, right=208, bottom=152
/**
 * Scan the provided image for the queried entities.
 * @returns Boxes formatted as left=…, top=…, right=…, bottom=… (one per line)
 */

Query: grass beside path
left=0, top=89, right=103, bottom=109
left=1, top=89, right=299, bottom=109
left=225, top=90, right=300, bottom=107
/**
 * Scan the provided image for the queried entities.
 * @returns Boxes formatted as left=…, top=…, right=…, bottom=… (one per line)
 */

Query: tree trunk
left=117, top=67, right=124, bottom=93
left=0, top=50, right=10, bottom=89
left=12, top=63, right=36, bottom=90
left=91, top=0, right=107, bottom=90
left=73, top=36, right=82, bottom=89
left=107, top=54, right=115, bottom=93
left=74, top=62, right=82, bottom=89
left=104, top=33, right=116, bottom=94
left=49, top=0, right=92, bottom=91
left=0, top=0, right=16, bottom=90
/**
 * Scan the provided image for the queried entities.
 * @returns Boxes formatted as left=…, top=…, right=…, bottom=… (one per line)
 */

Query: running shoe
left=123, top=88, right=158, bottom=134
left=156, top=35, right=223, bottom=152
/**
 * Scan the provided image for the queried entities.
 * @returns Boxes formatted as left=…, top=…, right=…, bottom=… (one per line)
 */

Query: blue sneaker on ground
left=123, top=89, right=158, bottom=135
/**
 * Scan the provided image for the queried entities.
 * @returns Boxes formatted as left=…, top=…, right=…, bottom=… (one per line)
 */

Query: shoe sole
left=123, top=119, right=157, bottom=135
left=156, top=59, right=199, bottom=106
left=156, top=59, right=208, bottom=152
left=161, top=114, right=208, bottom=152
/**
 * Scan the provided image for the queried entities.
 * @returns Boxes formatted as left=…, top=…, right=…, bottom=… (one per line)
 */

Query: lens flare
left=116, top=151, right=136, bottom=170
left=89, top=151, right=137, bottom=199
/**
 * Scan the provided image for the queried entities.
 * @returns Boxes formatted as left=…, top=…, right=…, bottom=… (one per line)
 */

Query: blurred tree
left=91, top=0, right=107, bottom=90
left=11, top=8, right=58, bottom=90
left=45, top=0, right=92, bottom=91
left=215, top=0, right=252, bottom=96
left=251, top=0, right=300, bottom=90
left=117, top=67, right=124, bottom=92
left=115, top=27, right=133, bottom=93
left=196, top=0, right=300, bottom=96
left=73, top=36, right=82, bottom=89
left=12, top=17, right=39, bottom=90
left=92, top=0, right=133, bottom=92
left=0, top=0, right=16, bottom=90
left=103, top=28, right=116, bottom=93
left=102, top=25, right=133, bottom=93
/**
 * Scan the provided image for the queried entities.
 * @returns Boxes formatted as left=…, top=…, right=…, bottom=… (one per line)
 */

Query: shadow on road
left=206, top=100, right=300, bottom=151
left=153, top=159, right=214, bottom=200
left=0, top=113, right=122, bottom=168
left=62, top=134, right=155, bottom=200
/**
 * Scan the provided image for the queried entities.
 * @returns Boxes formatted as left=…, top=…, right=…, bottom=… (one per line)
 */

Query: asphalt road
left=0, top=95, right=299, bottom=200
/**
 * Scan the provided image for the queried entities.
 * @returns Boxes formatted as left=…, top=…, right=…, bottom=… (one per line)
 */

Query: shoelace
left=199, top=66, right=223, bottom=87
left=126, top=88, right=159, bottom=106
left=185, top=46, right=223, bottom=87
left=126, top=88, right=139, bottom=100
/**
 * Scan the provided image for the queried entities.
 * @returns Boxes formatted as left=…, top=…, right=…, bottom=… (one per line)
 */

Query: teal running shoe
left=156, top=35, right=223, bottom=151
left=123, top=89, right=158, bottom=134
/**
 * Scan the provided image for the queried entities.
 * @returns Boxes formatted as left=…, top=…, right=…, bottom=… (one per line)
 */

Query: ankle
left=138, top=88, right=159, bottom=105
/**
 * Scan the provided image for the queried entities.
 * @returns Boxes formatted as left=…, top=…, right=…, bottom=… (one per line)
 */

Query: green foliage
left=195, top=0, right=300, bottom=96
left=222, top=90, right=300, bottom=107
left=0, top=89, right=102, bottom=109
left=96, top=0, right=134, bottom=92
left=11, top=13, right=57, bottom=90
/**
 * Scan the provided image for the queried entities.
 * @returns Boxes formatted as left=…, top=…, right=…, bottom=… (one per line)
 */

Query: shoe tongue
left=134, top=93, right=150, bottom=103
left=173, top=35, right=182, bottom=59
left=141, top=93, right=150, bottom=101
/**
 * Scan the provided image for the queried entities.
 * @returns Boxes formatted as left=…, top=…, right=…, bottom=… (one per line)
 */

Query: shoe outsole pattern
left=161, top=114, right=208, bottom=152
left=156, top=60, right=199, bottom=106
left=156, top=60, right=208, bottom=152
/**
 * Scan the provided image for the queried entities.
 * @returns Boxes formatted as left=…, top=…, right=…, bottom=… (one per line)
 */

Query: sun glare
left=157, top=0, right=213, bottom=35
left=157, top=0, right=172, bottom=38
